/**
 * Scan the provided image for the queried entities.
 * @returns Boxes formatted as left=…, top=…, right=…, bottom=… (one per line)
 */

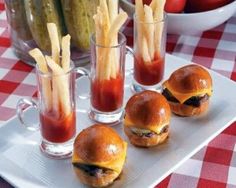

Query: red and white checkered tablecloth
left=0, top=0, right=236, bottom=187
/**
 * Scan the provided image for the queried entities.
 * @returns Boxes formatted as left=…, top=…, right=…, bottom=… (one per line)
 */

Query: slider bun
left=168, top=100, right=209, bottom=117
left=124, top=126, right=169, bottom=147
left=165, top=64, right=212, bottom=93
left=125, top=90, right=171, bottom=129
left=162, top=64, right=212, bottom=116
left=74, top=124, right=125, bottom=163
left=73, top=167, right=119, bottom=188
left=124, top=91, right=170, bottom=147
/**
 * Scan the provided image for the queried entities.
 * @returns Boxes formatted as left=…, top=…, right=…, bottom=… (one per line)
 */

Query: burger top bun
left=74, top=124, right=125, bottom=164
left=164, top=64, right=212, bottom=94
left=125, top=90, right=171, bottom=130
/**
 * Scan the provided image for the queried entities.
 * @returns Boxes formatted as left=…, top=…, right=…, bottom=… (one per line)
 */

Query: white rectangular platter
left=0, top=54, right=236, bottom=188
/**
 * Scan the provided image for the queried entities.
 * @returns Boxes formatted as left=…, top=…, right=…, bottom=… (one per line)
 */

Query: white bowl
left=119, top=0, right=236, bottom=35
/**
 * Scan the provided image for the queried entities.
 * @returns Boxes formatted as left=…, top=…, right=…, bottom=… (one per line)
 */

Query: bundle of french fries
left=29, top=23, right=71, bottom=117
left=135, top=0, right=166, bottom=64
left=93, top=0, right=128, bottom=81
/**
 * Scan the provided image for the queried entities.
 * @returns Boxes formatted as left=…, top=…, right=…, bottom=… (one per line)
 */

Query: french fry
left=29, top=48, right=48, bottom=73
left=45, top=56, right=71, bottom=116
left=108, top=0, right=119, bottom=78
left=46, top=56, right=65, bottom=75
left=107, top=11, right=128, bottom=78
left=61, top=34, right=71, bottom=72
left=154, top=0, right=166, bottom=21
left=154, top=0, right=166, bottom=54
left=93, top=15, right=102, bottom=45
left=29, top=48, right=52, bottom=111
left=135, top=0, right=145, bottom=60
left=97, top=6, right=110, bottom=80
left=93, top=15, right=102, bottom=80
left=52, top=78, right=59, bottom=114
left=108, top=12, right=128, bottom=44
left=144, top=5, right=154, bottom=59
left=135, top=0, right=144, bottom=21
left=94, top=14, right=108, bottom=81
left=109, top=49, right=118, bottom=78
left=150, top=0, right=158, bottom=13
left=142, top=37, right=151, bottom=63
left=47, top=23, right=63, bottom=114
left=96, top=7, right=106, bottom=46
left=99, top=0, right=110, bottom=45
left=61, top=34, right=71, bottom=115
left=107, top=11, right=128, bottom=59
left=108, top=0, right=118, bottom=24
left=47, top=23, right=60, bottom=65
left=154, top=23, right=164, bottom=56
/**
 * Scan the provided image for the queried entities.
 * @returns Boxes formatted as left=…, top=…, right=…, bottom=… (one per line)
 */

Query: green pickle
left=5, top=0, right=32, bottom=41
left=61, top=0, right=99, bottom=51
left=5, top=0, right=99, bottom=64
left=24, top=0, right=64, bottom=51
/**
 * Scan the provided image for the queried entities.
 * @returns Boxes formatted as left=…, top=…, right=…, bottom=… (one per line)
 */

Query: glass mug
left=17, top=62, right=79, bottom=159
left=132, top=13, right=167, bottom=92
left=79, top=32, right=127, bottom=125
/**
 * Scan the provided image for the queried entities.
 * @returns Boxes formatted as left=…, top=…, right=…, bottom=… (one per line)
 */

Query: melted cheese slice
left=72, top=142, right=127, bottom=174
left=124, top=116, right=167, bottom=134
left=163, top=81, right=212, bottom=104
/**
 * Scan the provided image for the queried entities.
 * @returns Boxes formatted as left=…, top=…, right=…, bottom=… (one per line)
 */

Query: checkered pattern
left=155, top=123, right=236, bottom=188
left=0, top=0, right=236, bottom=187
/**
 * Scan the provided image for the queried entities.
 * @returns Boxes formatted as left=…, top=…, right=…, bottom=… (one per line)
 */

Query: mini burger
left=124, top=90, right=171, bottom=147
left=162, top=64, right=213, bottom=116
left=72, top=124, right=127, bottom=187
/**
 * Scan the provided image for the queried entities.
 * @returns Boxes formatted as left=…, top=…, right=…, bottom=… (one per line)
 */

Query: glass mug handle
left=126, top=46, right=134, bottom=76
left=75, top=67, right=90, bottom=99
left=16, top=98, right=39, bottom=131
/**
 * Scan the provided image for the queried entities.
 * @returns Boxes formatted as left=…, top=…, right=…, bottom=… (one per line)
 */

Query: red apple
left=164, top=0, right=187, bottom=13
left=185, top=0, right=232, bottom=13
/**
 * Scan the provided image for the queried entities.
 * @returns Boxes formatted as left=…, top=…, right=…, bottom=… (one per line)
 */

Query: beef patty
left=73, top=163, right=113, bottom=177
left=162, top=88, right=209, bottom=107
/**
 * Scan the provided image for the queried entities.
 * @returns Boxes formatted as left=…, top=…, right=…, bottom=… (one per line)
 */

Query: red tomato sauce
left=40, top=110, right=76, bottom=143
left=91, top=74, right=124, bottom=112
left=134, top=53, right=164, bottom=85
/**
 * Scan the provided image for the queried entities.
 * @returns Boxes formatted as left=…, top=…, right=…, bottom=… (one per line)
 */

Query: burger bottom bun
left=73, top=167, right=119, bottom=187
left=168, top=99, right=209, bottom=117
left=124, top=126, right=169, bottom=147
